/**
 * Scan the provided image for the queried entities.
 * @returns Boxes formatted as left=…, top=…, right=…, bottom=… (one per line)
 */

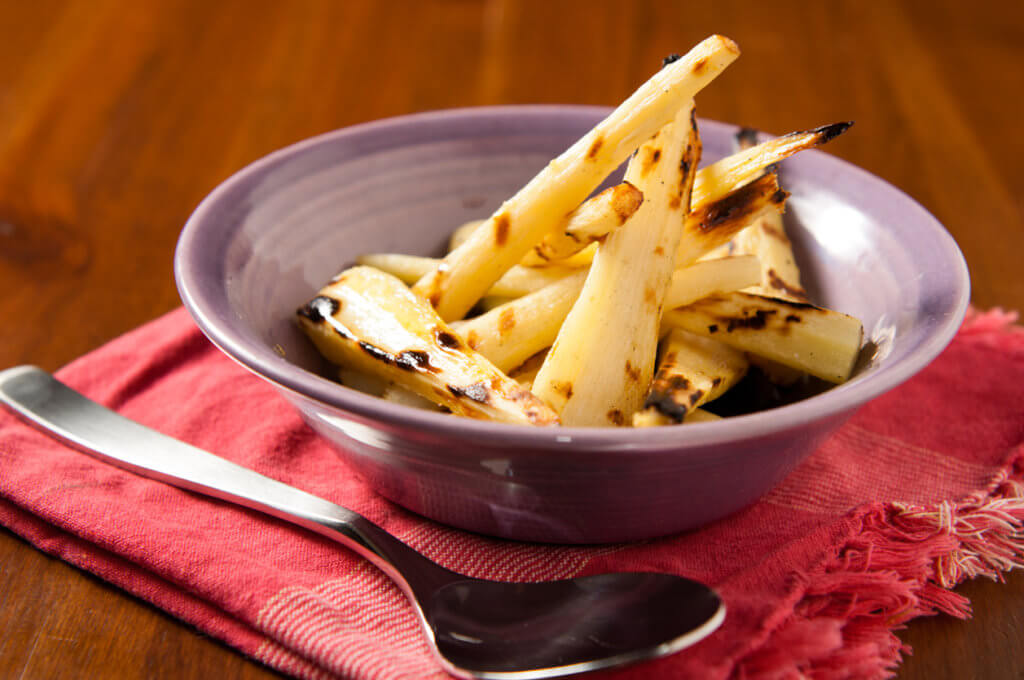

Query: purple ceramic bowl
left=175, top=106, right=969, bottom=543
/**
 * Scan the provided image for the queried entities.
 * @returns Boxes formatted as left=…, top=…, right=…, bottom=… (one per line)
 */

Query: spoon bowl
left=0, top=365, right=724, bottom=679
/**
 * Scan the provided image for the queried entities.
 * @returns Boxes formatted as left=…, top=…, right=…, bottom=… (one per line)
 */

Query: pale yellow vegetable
left=533, top=104, right=699, bottom=426
left=451, top=270, right=588, bottom=374
left=662, top=292, right=864, bottom=383
left=690, top=121, right=852, bottom=208
left=521, top=182, right=644, bottom=266
left=675, top=172, right=786, bottom=267
left=664, top=256, right=761, bottom=310
left=365, top=171, right=778, bottom=303
left=727, top=128, right=809, bottom=302
left=563, top=172, right=787, bottom=269
left=632, top=328, right=748, bottom=426
left=412, top=35, right=740, bottom=321
left=296, top=266, right=559, bottom=425
left=452, top=254, right=760, bottom=375
left=358, top=253, right=581, bottom=299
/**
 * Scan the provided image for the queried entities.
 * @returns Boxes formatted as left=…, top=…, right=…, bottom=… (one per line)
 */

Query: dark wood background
left=1, top=1, right=1022, bottom=678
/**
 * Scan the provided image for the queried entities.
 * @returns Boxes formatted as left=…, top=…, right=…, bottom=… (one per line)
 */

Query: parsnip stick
left=533, top=104, right=700, bottom=426
left=556, top=121, right=852, bottom=267
left=524, top=120, right=843, bottom=270
left=637, top=406, right=722, bottom=425
left=728, top=128, right=809, bottom=384
left=358, top=253, right=581, bottom=299
left=562, top=172, right=787, bottom=269
left=676, top=172, right=786, bottom=266
left=453, top=252, right=760, bottom=375
left=296, top=266, right=559, bottom=425
left=728, top=127, right=809, bottom=302
left=632, top=328, right=748, bottom=426
left=521, top=182, right=644, bottom=265
left=451, top=270, right=588, bottom=373
left=448, top=184, right=641, bottom=268
left=412, top=36, right=740, bottom=320
left=664, top=255, right=761, bottom=309
left=362, top=171, right=772, bottom=302
left=662, top=292, right=863, bottom=383
left=690, top=121, right=852, bottom=208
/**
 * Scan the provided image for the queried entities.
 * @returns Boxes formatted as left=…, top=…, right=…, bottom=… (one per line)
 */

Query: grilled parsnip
left=533, top=104, right=700, bottom=426
left=541, top=122, right=848, bottom=268
left=453, top=254, right=759, bottom=374
left=664, top=255, right=761, bottom=309
left=521, top=182, right=644, bottom=265
left=632, top=329, right=748, bottom=427
left=676, top=172, right=787, bottom=266
left=447, top=183, right=643, bottom=265
left=412, top=36, right=739, bottom=320
left=452, top=254, right=760, bottom=375
left=662, top=292, right=863, bottom=383
left=296, top=266, right=559, bottom=425
left=368, top=173, right=778, bottom=303
left=727, top=128, right=809, bottom=302
left=358, top=253, right=581, bottom=299
left=727, top=128, right=809, bottom=384
left=451, top=270, right=588, bottom=373
left=690, top=121, right=852, bottom=208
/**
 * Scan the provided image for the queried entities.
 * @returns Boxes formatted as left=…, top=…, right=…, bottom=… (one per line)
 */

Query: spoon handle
left=0, top=365, right=451, bottom=590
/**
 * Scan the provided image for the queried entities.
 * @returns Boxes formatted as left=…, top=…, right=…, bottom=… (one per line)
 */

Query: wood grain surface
left=1, top=1, right=1022, bottom=678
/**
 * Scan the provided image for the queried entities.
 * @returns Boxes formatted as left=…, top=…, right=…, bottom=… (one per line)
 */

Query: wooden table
left=2, top=1, right=1021, bottom=678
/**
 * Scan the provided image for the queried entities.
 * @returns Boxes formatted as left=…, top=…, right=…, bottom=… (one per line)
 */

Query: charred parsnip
left=451, top=270, right=588, bottom=374
left=675, top=172, right=786, bottom=266
left=451, top=251, right=762, bottom=377
left=533, top=104, right=700, bottom=426
left=521, top=182, right=644, bottom=265
left=448, top=183, right=643, bottom=264
left=369, top=173, right=777, bottom=302
left=632, top=329, right=748, bottom=427
left=662, top=292, right=863, bottom=383
left=358, top=253, right=581, bottom=299
left=690, top=121, right=852, bottom=208
left=520, top=122, right=848, bottom=268
left=412, top=36, right=740, bottom=320
left=296, top=266, right=559, bottom=425
left=725, top=128, right=809, bottom=384
left=726, top=128, right=809, bottom=302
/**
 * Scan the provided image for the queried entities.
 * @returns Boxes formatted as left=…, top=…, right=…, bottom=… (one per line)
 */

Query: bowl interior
left=176, top=106, right=969, bottom=442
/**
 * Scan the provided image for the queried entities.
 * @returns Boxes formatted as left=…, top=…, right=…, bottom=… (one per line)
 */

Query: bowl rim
left=175, top=104, right=970, bottom=450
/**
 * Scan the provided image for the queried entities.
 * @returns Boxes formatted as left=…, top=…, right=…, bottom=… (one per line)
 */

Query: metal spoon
left=0, top=366, right=724, bottom=679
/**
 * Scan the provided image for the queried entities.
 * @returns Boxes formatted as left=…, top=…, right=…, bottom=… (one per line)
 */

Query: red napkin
left=1, top=307, right=1023, bottom=680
